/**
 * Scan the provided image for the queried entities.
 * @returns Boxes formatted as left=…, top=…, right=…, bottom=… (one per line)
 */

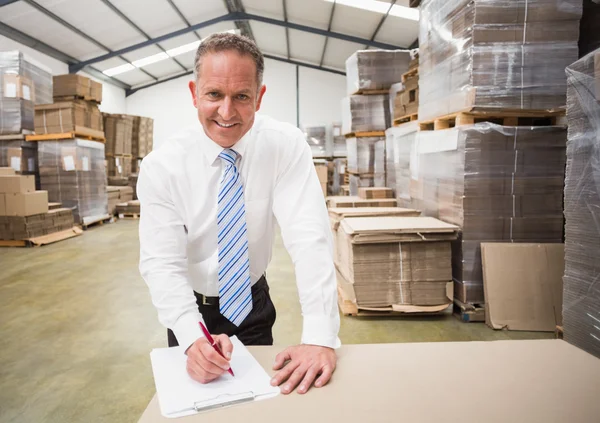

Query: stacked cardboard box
left=128, top=174, right=138, bottom=200
left=401, top=123, right=566, bottom=304
left=332, top=124, right=346, bottom=157
left=34, top=100, right=103, bottom=135
left=346, top=136, right=387, bottom=195
left=358, top=187, right=394, bottom=199
left=390, top=53, right=419, bottom=122
left=0, top=168, right=48, bottom=224
left=0, top=207, right=73, bottom=240
left=107, top=185, right=134, bottom=215
left=563, top=49, right=600, bottom=358
left=52, top=74, right=102, bottom=103
left=0, top=50, right=52, bottom=135
left=341, top=95, right=390, bottom=134
left=37, top=139, right=108, bottom=225
left=327, top=195, right=397, bottom=208
left=346, top=50, right=411, bottom=95
left=418, top=0, right=582, bottom=121
left=0, top=140, right=39, bottom=188
left=131, top=116, right=153, bottom=172
left=304, top=125, right=330, bottom=158
left=116, top=199, right=140, bottom=216
left=104, top=113, right=134, bottom=180
left=385, top=122, right=420, bottom=208
left=335, top=216, right=458, bottom=309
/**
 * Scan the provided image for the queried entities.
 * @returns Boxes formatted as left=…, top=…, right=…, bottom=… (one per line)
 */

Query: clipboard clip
left=193, top=391, right=256, bottom=412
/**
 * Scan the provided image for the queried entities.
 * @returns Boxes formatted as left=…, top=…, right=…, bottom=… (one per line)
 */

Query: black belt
left=196, top=275, right=267, bottom=307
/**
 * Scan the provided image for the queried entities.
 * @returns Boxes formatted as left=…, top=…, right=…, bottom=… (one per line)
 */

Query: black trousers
left=167, top=275, right=277, bottom=347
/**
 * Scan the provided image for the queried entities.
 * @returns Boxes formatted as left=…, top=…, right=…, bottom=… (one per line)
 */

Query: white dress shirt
left=137, top=114, right=341, bottom=350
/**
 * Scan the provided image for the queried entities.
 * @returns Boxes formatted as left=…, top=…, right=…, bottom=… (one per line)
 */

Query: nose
left=218, top=97, right=235, bottom=121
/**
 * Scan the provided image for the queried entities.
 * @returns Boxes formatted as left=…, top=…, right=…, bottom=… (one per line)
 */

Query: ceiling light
left=324, top=0, right=419, bottom=21
left=103, top=63, right=135, bottom=76
left=132, top=52, right=170, bottom=67
left=166, top=40, right=201, bottom=57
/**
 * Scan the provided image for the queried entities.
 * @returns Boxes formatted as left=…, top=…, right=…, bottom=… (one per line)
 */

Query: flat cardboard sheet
left=328, top=207, right=420, bottom=230
left=341, top=216, right=459, bottom=235
left=481, top=243, right=564, bottom=332
left=139, top=340, right=600, bottom=423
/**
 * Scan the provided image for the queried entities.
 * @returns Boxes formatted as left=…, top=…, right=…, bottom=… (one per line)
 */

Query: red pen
left=199, top=321, right=235, bottom=377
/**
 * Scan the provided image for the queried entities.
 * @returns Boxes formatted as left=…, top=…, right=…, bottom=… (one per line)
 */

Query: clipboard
left=150, top=336, right=280, bottom=418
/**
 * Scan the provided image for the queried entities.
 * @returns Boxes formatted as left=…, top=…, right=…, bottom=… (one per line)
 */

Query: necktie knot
left=219, top=149, right=238, bottom=166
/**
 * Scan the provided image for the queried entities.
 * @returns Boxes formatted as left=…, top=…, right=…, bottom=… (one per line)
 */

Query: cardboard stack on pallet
left=0, top=140, right=39, bottom=189
left=0, top=51, right=52, bottom=136
left=343, top=50, right=410, bottom=195
left=0, top=168, right=74, bottom=241
left=562, top=49, right=600, bottom=358
left=334, top=215, right=458, bottom=315
left=131, top=116, right=153, bottom=174
left=107, top=185, right=134, bottom=215
left=314, top=160, right=329, bottom=196
left=103, top=113, right=134, bottom=185
left=389, top=50, right=419, bottom=126
left=116, top=199, right=140, bottom=217
left=33, top=74, right=104, bottom=140
left=37, top=139, right=108, bottom=226
left=418, top=0, right=581, bottom=121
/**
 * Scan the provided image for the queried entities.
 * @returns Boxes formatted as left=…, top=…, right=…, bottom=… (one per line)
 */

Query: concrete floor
left=0, top=220, right=552, bottom=422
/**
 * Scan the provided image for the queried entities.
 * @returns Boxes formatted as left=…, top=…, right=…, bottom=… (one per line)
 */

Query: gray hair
left=193, top=32, right=264, bottom=88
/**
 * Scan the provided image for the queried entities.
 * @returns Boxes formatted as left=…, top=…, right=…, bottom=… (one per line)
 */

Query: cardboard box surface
left=0, top=167, right=16, bottom=175
left=0, top=193, right=5, bottom=215
left=5, top=191, right=48, bottom=216
left=481, top=243, right=564, bottom=331
left=0, top=175, right=35, bottom=193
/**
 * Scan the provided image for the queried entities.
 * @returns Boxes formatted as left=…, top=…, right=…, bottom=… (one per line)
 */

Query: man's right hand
left=185, top=334, right=233, bottom=384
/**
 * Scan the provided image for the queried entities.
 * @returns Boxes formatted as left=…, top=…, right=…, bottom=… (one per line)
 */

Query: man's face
left=189, top=50, right=266, bottom=148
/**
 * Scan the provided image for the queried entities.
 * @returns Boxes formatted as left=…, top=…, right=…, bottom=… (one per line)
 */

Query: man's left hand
left=270, top=345, right=337, bottom=395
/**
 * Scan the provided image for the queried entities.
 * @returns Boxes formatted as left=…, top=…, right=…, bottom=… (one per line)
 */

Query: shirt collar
left=198, top=122, right=254, bottom=165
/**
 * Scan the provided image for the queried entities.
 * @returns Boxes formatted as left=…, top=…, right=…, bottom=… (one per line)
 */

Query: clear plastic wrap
left=387, top=122, right=420, bottom=207
left=37, top=139, right=108, bottom=224
left=346, top=136, right=384, bottom=175
left=0, top=99, right=33, bottom=134
left=374, top=138, right=386, bottom=187
left=0, top=50, right=53, bottom=104
left=563, top=49, right=600, bottom=358
left=303, top=124, right=330, bottom=158
left=418, top=0, right=582, bottom=121
left=345, top=50, right=411, bottom=95
left=349, top=174, right=374, bottom=196
left=0, top=139, right=39, bottom=188
left=342, top=95, right=390, bottom=134
left=400, top=122, right=567, bottom=303
left=331, top=158, right=346, bottom=196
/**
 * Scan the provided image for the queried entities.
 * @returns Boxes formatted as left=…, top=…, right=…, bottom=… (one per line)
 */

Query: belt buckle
left=202, top=295, right=211, bottom=306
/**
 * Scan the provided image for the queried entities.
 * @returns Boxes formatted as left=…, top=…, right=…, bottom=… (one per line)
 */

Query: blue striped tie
left=217, top=149, right=252, bottom=326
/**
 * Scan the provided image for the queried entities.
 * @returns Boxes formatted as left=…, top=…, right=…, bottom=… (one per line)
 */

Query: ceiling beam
left=0, top=0, right=19, bottom=7
left=70, top=12, right=403, bottom=73
left=223, top=0, right=255, bottom=41
left=367, top=0, right=395, bottom=48
left=166, top=0, right=202, bottom=40
left=0, top=21, right=130, bottom=89
left=126, top=53, right=345, bottom=97
left=319, top=0, right=336, bottom=67
left=282, top=0, right=290, bottom=59
left=100, top=0, right=187, bottom=72
left=409, top=38, right=419, bottom=49
left=22, top=0, right=158, bottom=81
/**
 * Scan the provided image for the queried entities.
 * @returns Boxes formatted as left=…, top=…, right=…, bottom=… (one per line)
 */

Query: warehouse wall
left=126, top=57, right=346, bottom=149
left=0, top=35, right=127, bottom=114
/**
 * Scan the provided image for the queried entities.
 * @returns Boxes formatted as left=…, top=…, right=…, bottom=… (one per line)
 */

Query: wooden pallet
left=118, top=213, right=139, bottom=220
left=393, top=113, right=418, bottom=126
left=555, top=325, right=564, bottom=340
left=0, top=226, right=82, bottom=247
left=352, top=89, right=390, bottom=95
left=80, top=214, right=113, bottom=230
left=419, top=109, right=566, bottom=131
left=106, top=153, right=133, bottom=158
left=26, top=126, right=105, bottom=142
left=0, top=130, right=35, bottom=141
left=344, top=131, right=386, bottom=138
left=401, top=67, right=418, bottom=82
left=453, top=298, right=485, bottom=323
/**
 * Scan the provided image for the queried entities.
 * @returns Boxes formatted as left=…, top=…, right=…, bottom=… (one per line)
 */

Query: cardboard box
left=0, top=175, right=35, bottom=193
left=481, top=243, right=564, bottom=331
left=2, top=73, right=35, bottom=101
left=61, top=146, right=91, bottom=172
left=0, top=193, right=5, bottom=215
left=34, top=100, right=103, bottom=134
left=358, top=187, right=394, bottom=199
left=4, top=190, right=48, bottom=216
left=327, top=195, right=397, bottom=208
left=0, top=167, right=15, bottom=175
left=53, top=74, right=103, bottom=103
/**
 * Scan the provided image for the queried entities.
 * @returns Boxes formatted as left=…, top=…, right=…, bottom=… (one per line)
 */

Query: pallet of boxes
left=562, top=48, right=600, bottom=358
left=130, top=115, right=153, bottom=198
left=26, top=73, right=110, bottom=229
left=0, top=50, right=55, bottom=189
left=343, top=50, right=411, bottom=197
left=389, top=50, right=419, bottom=126
left=396, top=0, right=581, bottom=323
left=0, top=167, right=80, bottom=246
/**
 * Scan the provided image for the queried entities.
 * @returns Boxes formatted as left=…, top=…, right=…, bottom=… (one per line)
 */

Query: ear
left=255, top=85, right=267, bottom=112
left=189, top=80, right=198, bottom=108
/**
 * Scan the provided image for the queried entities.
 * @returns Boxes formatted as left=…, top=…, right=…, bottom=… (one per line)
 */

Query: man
left=137, top=33, right=340, bottom=395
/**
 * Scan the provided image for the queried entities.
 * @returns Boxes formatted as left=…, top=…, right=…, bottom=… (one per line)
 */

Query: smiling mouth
left=214, top=121, right=237, bottom=128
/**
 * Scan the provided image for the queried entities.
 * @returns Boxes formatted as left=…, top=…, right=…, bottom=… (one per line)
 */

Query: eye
left=207, top=92, right=220, bottom=99
left=237, top=94, right=249, bottom=101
